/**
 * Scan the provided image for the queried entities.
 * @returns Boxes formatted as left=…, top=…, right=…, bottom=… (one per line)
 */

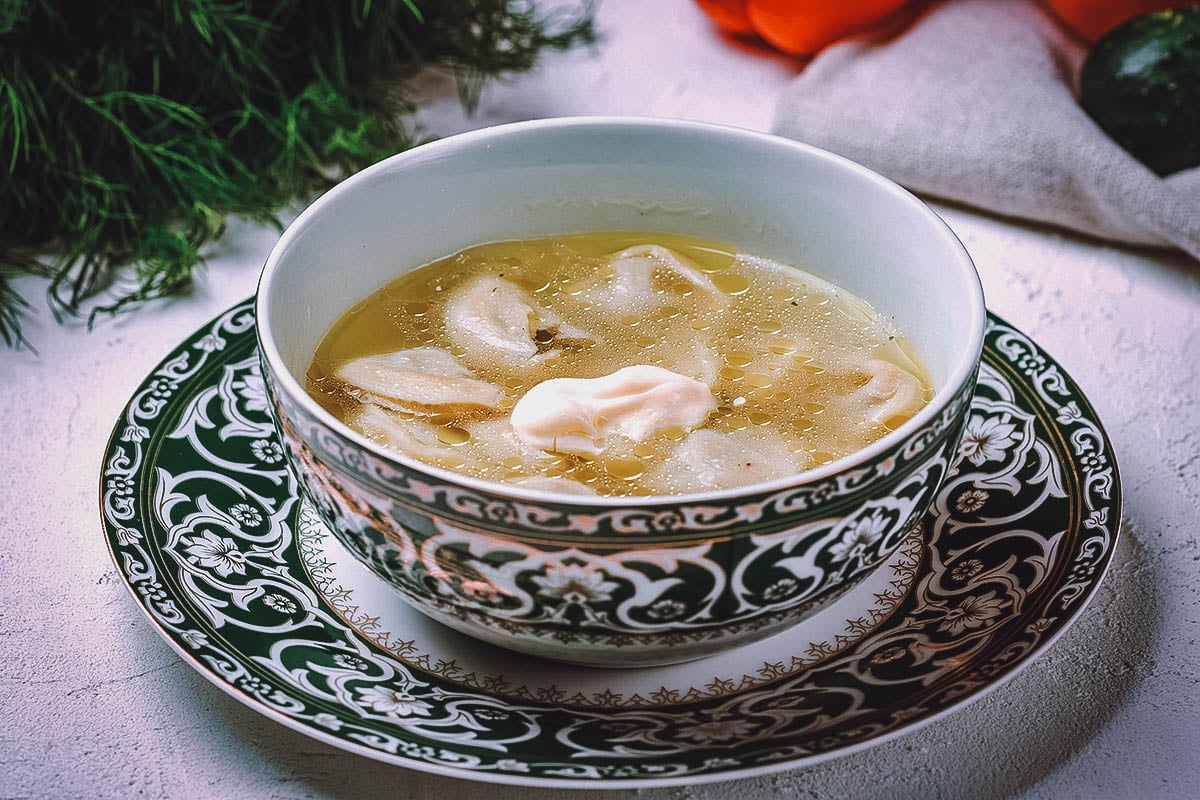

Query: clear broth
left=307, top=232, right=932, bottom=496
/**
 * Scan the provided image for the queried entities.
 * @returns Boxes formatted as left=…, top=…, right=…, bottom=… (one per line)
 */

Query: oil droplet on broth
left=561, top=278, right=589, bottom=296
left=657, top=305, right=682, bottom=320
left=711, top=272, right=749, bottom=295
left=719, top=366, right=745, bottom=381
left=437, top=426, right=471, bottom=446
left=574, top=463, right=603, bottom=484
left=755, top=319, right=782, bottom=334
left=725, top=352, right=752, bottom=367
left=720, top=416, right=749, bottom=432
left=605, top=459, right=645, bottom=480
left=661, top=426, right=688, bottom=442
left=516, top=273, right=552, bottom=293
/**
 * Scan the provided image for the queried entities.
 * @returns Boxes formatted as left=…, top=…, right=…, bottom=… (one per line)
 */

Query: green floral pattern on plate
left=101, top=299, right=1119, bottom=787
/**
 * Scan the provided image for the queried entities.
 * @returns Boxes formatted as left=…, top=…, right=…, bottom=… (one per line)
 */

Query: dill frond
left=0, top=0, right=594, bottom=349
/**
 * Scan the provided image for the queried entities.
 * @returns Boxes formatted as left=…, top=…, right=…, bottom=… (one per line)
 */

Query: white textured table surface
left=2, top=2, right=1197, bottom=798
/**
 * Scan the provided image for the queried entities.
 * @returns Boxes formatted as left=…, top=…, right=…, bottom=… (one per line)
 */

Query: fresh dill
left=0, top=0, right=594, bottom=349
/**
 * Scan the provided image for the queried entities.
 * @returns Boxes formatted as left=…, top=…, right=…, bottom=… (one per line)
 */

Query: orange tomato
left=746, top=0, right=915, bottom=55
left=694, top=0, right=756, bottom=36
left=1043, top=0, right=1184, bottom=40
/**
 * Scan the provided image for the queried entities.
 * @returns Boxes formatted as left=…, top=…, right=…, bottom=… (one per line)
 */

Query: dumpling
left=445, top=276, right=592, bottom=371
left=838, top=359, right=925, bottom=429
left=464, top=418, right=555, bottom=466
left=657, top=333, right=719, bottom=386
left=784, top=358, right=926, bottom=458
left=510, top=365, right=716, bottom=456
left=589, top=245, right=728, bottom=316
left=348, top=403, right=447, bottom=461
left=643, top=429, right=801, bottom=493
left=334, top=347, right=504, bottom=415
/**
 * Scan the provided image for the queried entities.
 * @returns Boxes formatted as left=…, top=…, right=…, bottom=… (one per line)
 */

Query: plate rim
left=99, top=299, right=1121, bottom=789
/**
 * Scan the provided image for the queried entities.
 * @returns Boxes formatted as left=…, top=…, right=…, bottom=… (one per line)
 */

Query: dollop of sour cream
left=510, top=365, right=716, bottom=456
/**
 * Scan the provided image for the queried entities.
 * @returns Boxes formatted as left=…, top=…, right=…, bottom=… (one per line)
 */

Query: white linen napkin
left=771, top=0, right=1200, bottom=259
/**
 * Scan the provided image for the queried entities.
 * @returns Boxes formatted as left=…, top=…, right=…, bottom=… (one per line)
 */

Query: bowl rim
left=256, top=116, right=985, bottom=507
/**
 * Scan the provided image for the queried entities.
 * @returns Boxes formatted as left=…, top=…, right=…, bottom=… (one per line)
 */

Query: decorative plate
left=101, top=299, right=1119, bottom=788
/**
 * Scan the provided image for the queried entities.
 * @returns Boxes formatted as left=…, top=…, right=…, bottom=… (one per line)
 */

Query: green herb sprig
left=0, top=0, right=594, bottom=349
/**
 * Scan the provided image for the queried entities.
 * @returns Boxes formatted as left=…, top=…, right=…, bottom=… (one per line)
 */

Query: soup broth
left=306, top=232, right=932, bottom=497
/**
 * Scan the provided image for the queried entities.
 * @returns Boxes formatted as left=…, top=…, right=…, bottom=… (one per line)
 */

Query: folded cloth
left=772, top=0, right=1200, bottom=259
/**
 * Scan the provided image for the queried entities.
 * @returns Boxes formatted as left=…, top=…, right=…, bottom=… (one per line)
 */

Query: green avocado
left=1080, top=6, right=1200, bottom=176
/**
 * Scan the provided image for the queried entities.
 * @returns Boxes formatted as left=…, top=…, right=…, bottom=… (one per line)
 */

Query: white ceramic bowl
left=257, top=118, right=985, bottom=666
